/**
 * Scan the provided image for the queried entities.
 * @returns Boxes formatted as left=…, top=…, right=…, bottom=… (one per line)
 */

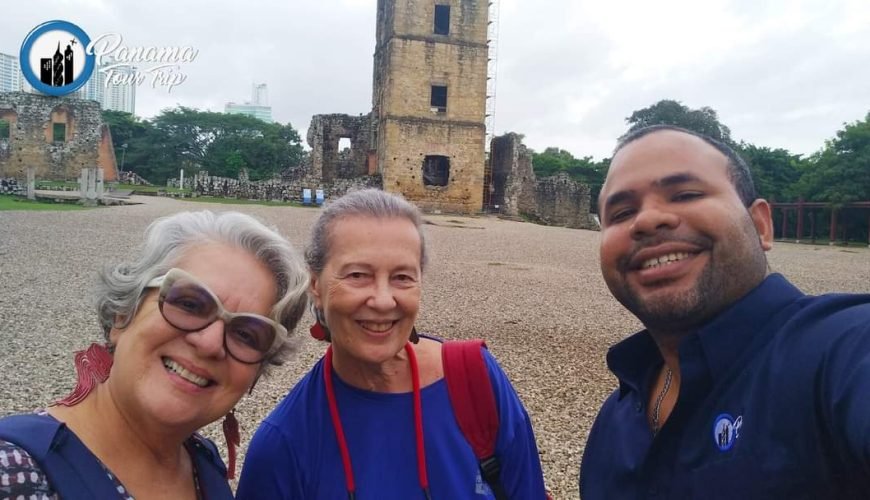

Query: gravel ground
left=1, top=196, right=868, bottom=499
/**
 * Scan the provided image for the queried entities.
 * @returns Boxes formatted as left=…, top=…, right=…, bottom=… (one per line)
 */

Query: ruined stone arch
left=46, top=104, right=75, bottom=143
left=0, top=109, right=17, bottom=141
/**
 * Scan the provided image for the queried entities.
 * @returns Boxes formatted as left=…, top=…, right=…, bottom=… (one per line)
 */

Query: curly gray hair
left=96, top=210, right=309, bottom=372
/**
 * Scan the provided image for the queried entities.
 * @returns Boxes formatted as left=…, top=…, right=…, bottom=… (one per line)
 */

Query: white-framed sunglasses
left=145, top=268, right=287, bottom=364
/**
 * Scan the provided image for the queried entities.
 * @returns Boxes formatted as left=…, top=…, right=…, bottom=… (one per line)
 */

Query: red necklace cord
left=324, top=342, right=431, bottom=499
left=324, top=346, right=356, bottom=497
left=408, top=341, right=430, bottom=493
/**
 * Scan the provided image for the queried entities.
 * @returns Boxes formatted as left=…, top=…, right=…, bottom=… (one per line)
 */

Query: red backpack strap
left=442, top=339, right=509, bottom=500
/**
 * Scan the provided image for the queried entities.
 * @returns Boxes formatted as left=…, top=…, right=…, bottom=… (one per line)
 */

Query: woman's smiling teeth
left=358, top=321, right=395, bottom=333
left=162, top=357, right=210, bottom=387
left=641, top=252, right=692, bottom=270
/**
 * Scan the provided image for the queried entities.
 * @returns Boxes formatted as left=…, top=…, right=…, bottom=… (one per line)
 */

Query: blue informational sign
left=315, top=189, right=325, bottom=205
left=302, top=189, right=312, bottom=205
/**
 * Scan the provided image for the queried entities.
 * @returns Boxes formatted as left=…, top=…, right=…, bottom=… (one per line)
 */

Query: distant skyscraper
left=0, top=52, right=22, bottom=92
left=252, top=83, right=268, bottom=106
left=102, top=67, right=136, bottom=114
left=73, top=68, right=105, bottom=103
left=225, top=83, right=273, bottom=123
left=95, top=55, right=136, bottom=114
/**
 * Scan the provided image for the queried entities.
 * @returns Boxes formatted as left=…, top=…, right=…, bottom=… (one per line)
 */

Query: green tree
left=111, top=107, right=305, bottom=184
left=793, top=112, right=870, bottom=204
left=625, top=99, right=732, bottom=143
left=738, top=143, right=803, bottom=202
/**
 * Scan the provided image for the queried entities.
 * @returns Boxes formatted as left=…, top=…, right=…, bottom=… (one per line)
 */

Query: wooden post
left=795, top=199, right=804, bottom=243
left=829, top=207, right=838, bottom=246
left=810, top=210, right=817, bottom=244
left=781, top=208, right=789, bottom=240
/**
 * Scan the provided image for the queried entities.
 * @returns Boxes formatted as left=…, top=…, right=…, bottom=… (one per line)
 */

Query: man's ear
left=748, top=199, right=774, bottom=251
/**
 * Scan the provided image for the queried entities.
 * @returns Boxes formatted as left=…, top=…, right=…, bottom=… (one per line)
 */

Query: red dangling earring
left=53, top=343, right=114, bottom=407
left=310, top=321, right=327, bottom=341
left=223, top=410, right=241, bottom=479
left=310, top=307, right=330, bottom=341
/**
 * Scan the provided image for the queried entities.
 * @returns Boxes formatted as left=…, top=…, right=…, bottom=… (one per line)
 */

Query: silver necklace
left=652, top=367, right=673, bottom=435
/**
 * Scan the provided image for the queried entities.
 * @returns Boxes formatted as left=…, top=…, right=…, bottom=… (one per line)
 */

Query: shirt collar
left=606, top=273, right=804, bottom=399
left=693, top=273, right=803, bottom=382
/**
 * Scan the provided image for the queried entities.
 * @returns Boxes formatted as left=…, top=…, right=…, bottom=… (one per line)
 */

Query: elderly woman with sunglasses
left=237, top=189, right=548, bottom=499
left=0, top=210, right=308, bottom=499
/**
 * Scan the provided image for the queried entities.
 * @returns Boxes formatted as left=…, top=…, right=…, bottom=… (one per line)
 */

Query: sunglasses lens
left=226, top=317, right=276, bottom=362
left=162, top=282, right=218, bottom=330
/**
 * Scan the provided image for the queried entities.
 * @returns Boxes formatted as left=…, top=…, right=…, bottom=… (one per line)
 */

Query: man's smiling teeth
left=641, top=252, right=691, bottom=269
left=162, top=358, right=209, bottom=387
left=359, top=321, right=394, bottom=333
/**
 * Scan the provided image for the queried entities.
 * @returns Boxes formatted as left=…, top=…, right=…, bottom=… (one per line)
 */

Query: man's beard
left=615, top=259, right=726, bottom=334
left=612, top=220, right=768, bottom=335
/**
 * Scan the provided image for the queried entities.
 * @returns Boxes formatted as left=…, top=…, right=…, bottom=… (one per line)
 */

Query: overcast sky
left=5, top=0, right=870, bottom=160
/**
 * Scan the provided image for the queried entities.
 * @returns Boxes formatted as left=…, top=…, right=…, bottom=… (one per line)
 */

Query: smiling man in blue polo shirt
left=581, top=124, right=870, bottom=499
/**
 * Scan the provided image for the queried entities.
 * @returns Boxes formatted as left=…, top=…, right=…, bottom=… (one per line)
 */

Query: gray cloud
left=4, top=0, right=868, bottom=158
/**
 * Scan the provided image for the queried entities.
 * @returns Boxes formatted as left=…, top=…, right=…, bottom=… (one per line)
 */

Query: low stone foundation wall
left=190, top=172, right=383, bottom=203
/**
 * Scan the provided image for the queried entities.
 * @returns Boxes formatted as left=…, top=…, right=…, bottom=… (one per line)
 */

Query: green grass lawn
left=0, top=195, right=89, bottom=211
left=184, top=196, right=310, bottom=208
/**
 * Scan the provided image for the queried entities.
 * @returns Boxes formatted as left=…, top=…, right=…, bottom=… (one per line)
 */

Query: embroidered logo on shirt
left=713, top=413, right=743, bottom=451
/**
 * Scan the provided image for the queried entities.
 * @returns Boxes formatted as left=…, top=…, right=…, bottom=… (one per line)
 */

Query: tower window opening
left=423, top=155, right=450, bottom=186
left=430, top=85, right=447, bottom=114
left=434, top=5, right=450, bottom=35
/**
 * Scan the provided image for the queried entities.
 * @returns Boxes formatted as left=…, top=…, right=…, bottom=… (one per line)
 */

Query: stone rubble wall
left=190, top=171, right=383, bottom=203
left=0, top=92, right=118, bottom=181
left=490, top=133, right=598, bottom=230
left=0, top=177, right=24, bottom=195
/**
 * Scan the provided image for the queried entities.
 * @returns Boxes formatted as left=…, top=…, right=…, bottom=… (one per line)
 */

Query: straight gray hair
left=96, top=210, right=309, bottom=371
left=305, top=188, right=427, bottom=275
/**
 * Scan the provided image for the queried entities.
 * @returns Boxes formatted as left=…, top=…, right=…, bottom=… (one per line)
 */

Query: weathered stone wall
left=379, top=118, right=484, bottom=213
left=372, top=0, right=488, bottom=214
left=382, top=0, right=488, bottom=48
left=307, top=113, right=374, bottom=182
left=0, top=177, right=24, bottom=195
left=535, top=172, right=598, bottom=230
left=490, top=133, right=536, bottom=216
left=192, top=171, right=382, bottom=203
left=0, top=92, right=118, bottom=181
left=490, top=133, right=598, bottom=230
left=374, top=41, right=488, bottom=122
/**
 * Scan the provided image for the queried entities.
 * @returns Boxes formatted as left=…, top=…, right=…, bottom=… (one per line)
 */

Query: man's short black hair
left=614, top=124, right=758, bottom=207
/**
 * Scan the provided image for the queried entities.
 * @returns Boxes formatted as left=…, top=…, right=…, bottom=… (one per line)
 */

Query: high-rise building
left=372, top=0, right=488, bottom=213
left=225, top=83, right=273, bottom=123
left=72, top=67, right=105, bottom=103
left=0, top=52, right=22, bottom=92
left=99, top=56, right=136, bottom=114
left=252, top=83, right=268, bottom=106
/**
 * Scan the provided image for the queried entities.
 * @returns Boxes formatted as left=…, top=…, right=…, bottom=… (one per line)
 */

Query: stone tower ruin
left=372, top=0, right=488, bottom=213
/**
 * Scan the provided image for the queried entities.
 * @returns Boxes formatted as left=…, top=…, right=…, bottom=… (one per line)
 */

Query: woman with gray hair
left=237, top=189, right=548, bottom=499
left=0, top=210, right=308, bottom=499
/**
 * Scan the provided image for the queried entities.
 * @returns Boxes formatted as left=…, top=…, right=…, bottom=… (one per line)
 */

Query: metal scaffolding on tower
left=483, top=0, right=501, bottom=210
left=485, top=0, right=500, bottom=152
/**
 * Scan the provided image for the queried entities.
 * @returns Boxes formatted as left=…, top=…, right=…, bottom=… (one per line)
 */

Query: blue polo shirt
left=580, top=274, right=870, bottom=499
